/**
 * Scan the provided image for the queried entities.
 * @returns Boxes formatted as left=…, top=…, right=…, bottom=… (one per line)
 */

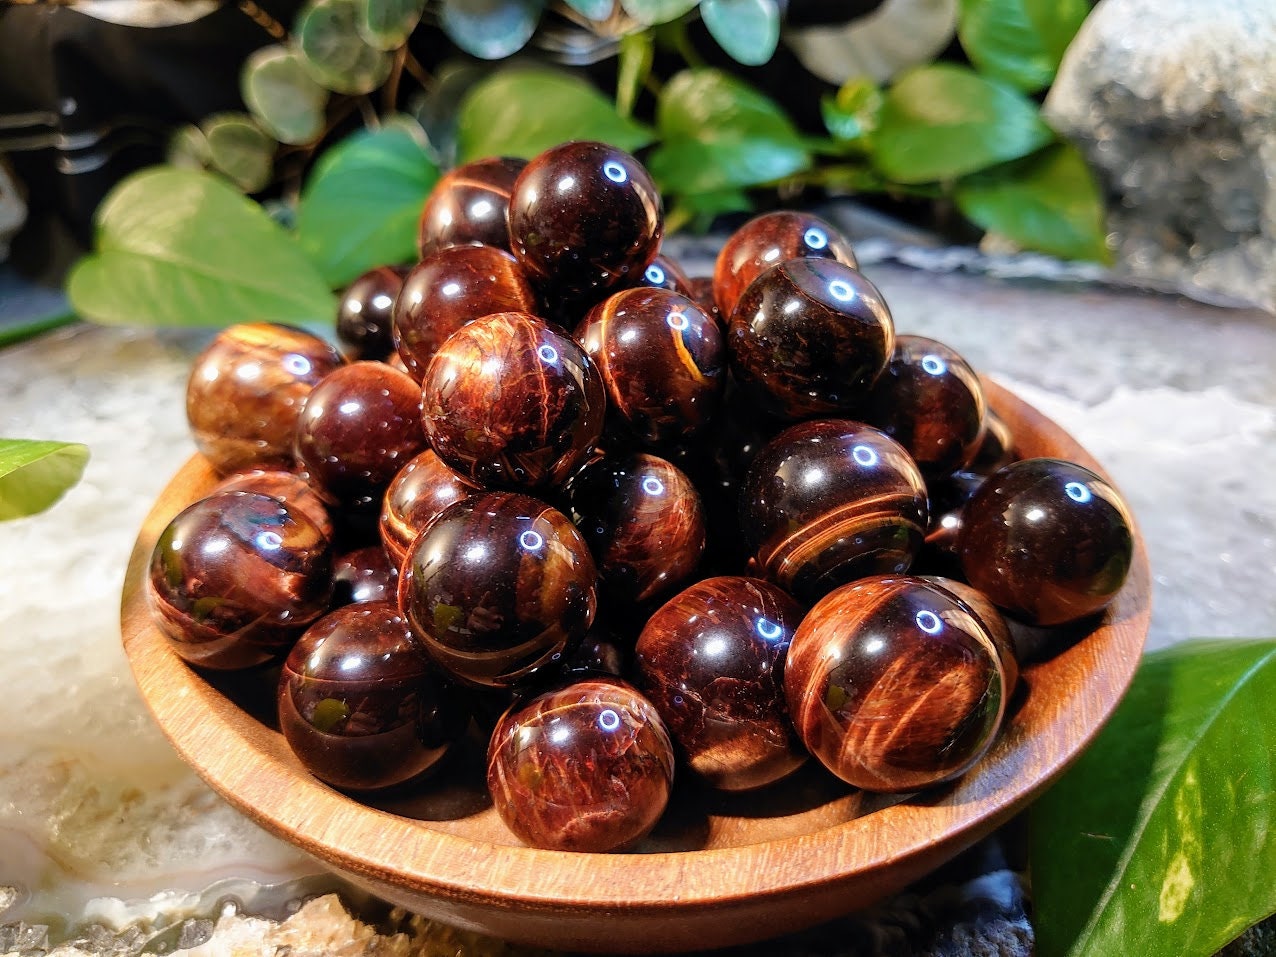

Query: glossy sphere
left=422, top=313, right=605, bottom=490
left=379, top=450, right=480, bottom=570
left=186, top=323, right=345, bottom=475
left=575, top=288, right=724, bottom=445
left=785, top=576, right=1006, bottom=792
left=633, top=254, right=694, bottom=296
left=566, top=453, right=706, bottom=605
left=398, top=492, right=597, bottom=688
left=393, top=245, right=538, bottom=381
left=487, top=678, right=675, bottom=852
left=741, top=420, right=928, bottom=604
left=294, top=361, right=426, bottom=510
left=864, top=335, right=986, bottom=479
left=279, top=602, right=462, bottom=790
left=147, top=491, right=332, bottom=669
left=211, top=468, right=334, bottom=542
left=687, top=276, right=723, bottom=328
left=729, top=259, right=894, bottom=420
left=958, top=458, right=1135, bottom=626
left=332, top=545, right=398, bottom=606
left=923, top=576, right=1018, bottom=697
left=417, top=156, right=526, bottom=257
left=713, top=211, right=858, bottom=319
left=509, top=141, right=662, bottom=306
left=972, top=409, right=1016, bottom=472
left=635, top=577, right=807, bottom=791
left=336, top=266, right=407, bottom=361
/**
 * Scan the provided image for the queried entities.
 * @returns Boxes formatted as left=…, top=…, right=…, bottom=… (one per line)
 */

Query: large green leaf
left=241, top=45, right=329, bottom=145
left=955, top=142, right=1110, bottom=262
left=1030, top=639, right=1276, bottom=957
left=439, top=0, right=545, bottom=59
left=700, top=0, right=780, bottom=66
left=646, top=68, right=810, bottom=195
left=620, top=0, right=698, bottom=25
left=67, top=168, right=335, bottom=327
left=358, top=0, right=427, bottom=50
left=0, top=440, right=89, bottom=521
left=296, top=125, right=438, bottom=287
left=296, top=0, right=393, bottom=94
left=871, top=64, right=1053, bottom=184
left=202, top=112, right=275, bottom=193
left=958, top=0, right=1090, bottom=94
left=456, top=68, right=655, bottom=163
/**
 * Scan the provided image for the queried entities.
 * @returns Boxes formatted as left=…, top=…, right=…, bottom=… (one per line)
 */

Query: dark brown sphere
left=379, top=449, right=480, bottom=571
left=487, top=677, right=675, bottom=852
left=398, top=492, right=597, bottom=688
left=186, top=323, right=345, bottom=475
left=634, top=576, right=807, bottom=791
left=392, top=244, right=538, bottom=381
left=633, top=253, right=694, bottom=296
left=575, top=288, right=724, bottom=445
left=729, top=259, right=894, bottom=420
left=713, top=211, right=858, bottom=319
left=421, top=312, right=606, bottom=490
left=509, top=141, right=662, bottom=307
left=332, top=545, right=399, bottom=606
left=688, top=276, right=724, bottom=329
left=147, top=491, right=333, bottom=669
left=565, top=453, right=706, bottom=606
left=211, top=468, right=334, bottom=543
left=922, top=576, right=1018, bottom=697
left=279, top=602, right=464, bottom=790
left=336, top=265, right=407, bottom=361
left=417, top=156, right=526, bottom=257
left=294, top=361, right=426, bottom=510
left=784, top=576, right=1006, bottom=792
left=958, top=458, right=1135, bottom=626
left=863, top=335, right=987, bottom=480
left=741, top=420, right=928, bottom=604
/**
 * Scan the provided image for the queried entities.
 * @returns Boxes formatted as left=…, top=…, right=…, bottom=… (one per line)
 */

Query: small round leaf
left=202, top=112, right=275, bottom=193
left=563, top=0, right=614, bottom=19
left=439, top=0, right=546, bottom=60
left=296, top=0, right=393, bottom=94
left=358, top=0, right=427, bottom=50
left=620, top=0, right=698, bottom=24
left=166, top=124, right=210, bottom=170
left=242, top=45, right=328, bottom=145
left=701, top=0, right=780, bottom=66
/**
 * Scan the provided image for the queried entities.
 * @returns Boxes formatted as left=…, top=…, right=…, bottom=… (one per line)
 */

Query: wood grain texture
left=119, top=379, right=1151, bottom=953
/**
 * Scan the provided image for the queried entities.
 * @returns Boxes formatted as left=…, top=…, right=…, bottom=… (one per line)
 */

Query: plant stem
left=616, top=32, right=655, bottom=119
left=235, top=0, right=288, bottom=40
left=666, top=19, right=704, bottom=69
left=383, top=47, right=407, bottom=114
left=357, top=96, right=380, bottom=129
left=403, top=50, right=433, bottom=88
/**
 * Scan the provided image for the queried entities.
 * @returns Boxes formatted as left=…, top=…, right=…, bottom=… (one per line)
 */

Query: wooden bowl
left=120, top=380, right=1151, bottom=953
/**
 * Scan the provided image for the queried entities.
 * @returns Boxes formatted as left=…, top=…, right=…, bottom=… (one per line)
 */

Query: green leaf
left=700, top=0, right=780, bottom=66
left=821, top=76, right=883, bottom=149
left=297, top=126, right=439, bottom=287
left=439, top=0, right=545, bottom=60
left=241, top=45, right=329, bottom=145
left=202, top=112, right=276, bottom=193
left=66, top=167, right=335, bottom=327
left=646, top=68, right=810, bottom=195
left=667, top=187, right=753, bottom=233
left=296, top=0, right=393, bottom=94
left=563, top=0, right=613, bottom=18
left=0, top=440, right=89, bottom=521
left=166, top=124, right=210, bottom=170
left=358, top=0, right=426, bottom=49
left=621, top=0, right=698, bottom=25
left=456, top=68, right=655, bottom=163
left=872, top=63, right=1053, bottom=184
left=1030, top=639, right=1276, bottom=957
left=958, top=0, right=1090, bottom=94
left=616, top=30, right=654, bottom=119
left=955, top=142, right=1110, bottom=262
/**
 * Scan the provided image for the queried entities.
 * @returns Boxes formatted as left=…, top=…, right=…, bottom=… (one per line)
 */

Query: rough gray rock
left=1044, top=0, right=1276, bottom=312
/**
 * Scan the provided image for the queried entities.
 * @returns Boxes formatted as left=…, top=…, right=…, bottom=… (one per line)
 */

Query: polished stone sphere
left=331, top=545, right=398, bottom=606
left=633, top=253, right=694, bottom=297
left=336, top=265, right=407, bottom=361
left=417, top=156, right=526, bottom=257
left=379, top=449, right=480, bottom=571
left=211, top=468, right=334, bottom=543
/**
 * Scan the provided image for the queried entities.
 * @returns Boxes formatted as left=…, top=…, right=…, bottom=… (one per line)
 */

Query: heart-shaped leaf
left=564, top=0, right=614, bottom=18
left=958, top=0, right=1090, bottom=94
left=439, top=0, right=545, bottom=60
left=0, top=440, right=90, bottom=521
left=1031, top=639, right=1276, bottom=957
left=296, top=0, right=393, bottom=94
left=955, top=142, right=1110, bottom=262
left=241, top=45, right=329, bottom=145
left=297, top=125, right=439, bottom=287
left=871, top=63, right=1053, bottom=183
left=701, top=0, right=780, bottom=66
left=202, top=113, right=275, bottom=193
left=620, top=0, right=698, bottom=24
left=358, top=0, right=426, bottom=49
left=66, top=167, right=335, bottom=327
left=456, top=68, right=655, bottom=163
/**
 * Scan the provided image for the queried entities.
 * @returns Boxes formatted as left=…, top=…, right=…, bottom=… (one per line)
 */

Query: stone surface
left=1045, top=0, right=1276, bottom=311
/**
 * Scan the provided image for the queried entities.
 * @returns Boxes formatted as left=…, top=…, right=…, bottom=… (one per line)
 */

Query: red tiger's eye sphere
left=147, top=491, right=333, bottom=670
left=784, top=576, right=1006, bottom=793
left=863, top=335, right=987, bottom=480
left=509, top=141, right=662, bottom=306
left=565, top=453, right=706, bottom=606
left=633, top=253, right=694, bottom=296
left=392, top=245, right=538, bottom=381
left=740, top=420, right=928, bottom=604
left=279, top=602, right=464, bottom=790
left=398, top=492, right=597, bottom=688
left=973, top=409, right=1017, bottom=472
left=422, top=313, right=605, bottom=490
left=729, top=259, right=894, bottom=421
left=958, top=458, right=1136, bottom=626
left=634, top=576, right=807, bottom=791
left=379, top=449, right=480, bottom=571
left=294, top=362, right=426, bottom=510
left=336, top=265, right=407, bottom=362
left=487, top=677, right=675, bottom=852
left=332, top=545, right=398, bottom=606
left=186, top=323, right=345, bottom=475
left=575, top=288, right=724, bottom=445
left=922, top=576, right=1018, bottom=696
left=417, top=156, right=526, bottom=257
left=688, top=276, right=723, bottom=329
left=713, top=210, right=858, bottom=319
left=212, top=468, right=334, bottom=543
